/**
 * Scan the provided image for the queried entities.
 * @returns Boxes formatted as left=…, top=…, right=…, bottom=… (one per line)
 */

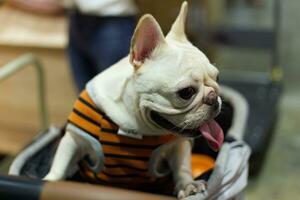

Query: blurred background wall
left=0, top=3, right=74, bottom=155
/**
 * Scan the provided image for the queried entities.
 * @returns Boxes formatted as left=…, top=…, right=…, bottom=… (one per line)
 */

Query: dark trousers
left=68, top=12, right=136, bottom=91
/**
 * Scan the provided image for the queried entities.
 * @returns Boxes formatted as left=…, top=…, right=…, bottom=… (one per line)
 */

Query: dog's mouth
left=150, top=111, right=224, bottom=151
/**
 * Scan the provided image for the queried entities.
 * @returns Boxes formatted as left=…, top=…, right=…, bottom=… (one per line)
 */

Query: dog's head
left=129, top=2, right=223, bottom=150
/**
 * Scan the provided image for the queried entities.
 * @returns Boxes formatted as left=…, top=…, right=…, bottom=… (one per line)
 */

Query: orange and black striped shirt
left=67, top=90, right=176, bottom=190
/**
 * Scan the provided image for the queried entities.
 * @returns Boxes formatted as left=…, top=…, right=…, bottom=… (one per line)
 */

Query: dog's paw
left=43, top=172, right=64, bottom=181
left=177, top=180, right=207, bottom=200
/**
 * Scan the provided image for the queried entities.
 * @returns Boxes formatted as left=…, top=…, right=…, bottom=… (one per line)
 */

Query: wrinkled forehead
left=176, top=46, right=219, bottom=79
left=136, top=43, right=218, bottom=88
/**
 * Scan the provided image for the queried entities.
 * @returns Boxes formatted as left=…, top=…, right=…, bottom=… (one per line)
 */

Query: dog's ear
left=166, top=1, right=188, bottom=43
left=130, top=14, right=165, bottom=70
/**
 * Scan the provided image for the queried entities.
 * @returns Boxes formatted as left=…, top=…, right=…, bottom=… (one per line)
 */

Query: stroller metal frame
left=0, top=53, right=49, bottom=131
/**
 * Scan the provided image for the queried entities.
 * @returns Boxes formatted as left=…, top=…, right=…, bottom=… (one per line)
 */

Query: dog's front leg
left=44, top=131, right=89, bottom=181
left=168, top=138, right=206, bottom=199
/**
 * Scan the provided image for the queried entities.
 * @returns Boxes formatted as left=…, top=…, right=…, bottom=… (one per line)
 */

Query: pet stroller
left=188, top=0, right=282, bottom=176
left=0, top=54, right=250, bottom=200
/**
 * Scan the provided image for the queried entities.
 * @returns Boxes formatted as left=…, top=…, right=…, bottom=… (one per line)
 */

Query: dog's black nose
left=203, top=91, right=218, bottom=106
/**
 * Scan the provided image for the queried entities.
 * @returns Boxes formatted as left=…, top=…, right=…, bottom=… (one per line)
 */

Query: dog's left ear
left=130, top=14, right=166, bottom=70
left=166, top=1, right=189, bottom=43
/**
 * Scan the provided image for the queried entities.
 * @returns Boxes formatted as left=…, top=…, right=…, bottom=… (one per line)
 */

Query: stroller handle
left=0, top=54, right=49, bottom=131
left=0, top=175, right=175, bottom=200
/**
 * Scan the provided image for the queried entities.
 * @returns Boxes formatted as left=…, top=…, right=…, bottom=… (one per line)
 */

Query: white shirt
left=60, top=0, right=137, bottom=16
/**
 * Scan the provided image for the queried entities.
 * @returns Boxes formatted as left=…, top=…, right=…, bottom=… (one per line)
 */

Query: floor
left=218, top=0, right=300, bottom=199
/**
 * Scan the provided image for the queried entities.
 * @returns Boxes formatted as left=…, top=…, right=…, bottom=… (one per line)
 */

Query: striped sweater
left=67, top=90, right=176, bottom=191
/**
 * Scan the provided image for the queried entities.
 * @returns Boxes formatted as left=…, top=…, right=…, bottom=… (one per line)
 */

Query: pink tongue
left=199, top=120, right=224, bottom=151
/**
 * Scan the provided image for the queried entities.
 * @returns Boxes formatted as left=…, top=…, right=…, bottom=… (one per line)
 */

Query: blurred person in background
left=59, top=0, right=137, bottom=91
left=6, top=0, right=137, bottom=91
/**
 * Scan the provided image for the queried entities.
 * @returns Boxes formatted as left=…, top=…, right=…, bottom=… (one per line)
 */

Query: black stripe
left=68, top=120, right=99, bottom=140
left=78, top=97, right=99, bottom=111
left=79, top=97, right=116, bottom=125
left=78, top=168, right=165, bottom=187
left=100, top=116, right=117, bottom=127
left=73, top=108, right=101, bottom=127
left=105, top=153, right=149, bottom=161
left=78, top=162, right=107, bottom=183
left=104, top=164, right=148, bottom=172
left=101, top=141, right=159, bottom=149
left=101, top=128, right=118, bottom=134
left=94, top=174, right=170, bottom=189
left=102, top=172, right=149, bottom=179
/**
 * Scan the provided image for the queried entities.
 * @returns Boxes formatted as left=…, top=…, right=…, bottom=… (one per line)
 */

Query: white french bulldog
left=45, top=2, right=224, bottom=199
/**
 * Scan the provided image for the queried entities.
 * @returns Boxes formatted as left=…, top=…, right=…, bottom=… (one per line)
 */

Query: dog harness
left=67, top=90, right=177, bottom=190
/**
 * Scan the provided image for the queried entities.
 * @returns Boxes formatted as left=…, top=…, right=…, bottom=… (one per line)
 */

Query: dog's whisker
left=178, top=120, right=193, bottom=133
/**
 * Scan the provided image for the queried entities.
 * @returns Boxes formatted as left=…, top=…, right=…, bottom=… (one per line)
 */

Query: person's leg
left=67, top=12, right=97, bottom=91
left=67, top=43, right=95, bottom=91
left=89, top=16, right=136, bottom=73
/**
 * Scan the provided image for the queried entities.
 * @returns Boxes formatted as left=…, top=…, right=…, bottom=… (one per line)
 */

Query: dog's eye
left=177, top=87, right=197, bottom=100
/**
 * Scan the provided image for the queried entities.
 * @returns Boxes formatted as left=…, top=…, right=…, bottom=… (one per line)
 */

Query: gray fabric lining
left=220, top=85, right=249, bottom=140
left=185, top=141, right=251, bottom=200
left=9, top=126, right=61, bottom=175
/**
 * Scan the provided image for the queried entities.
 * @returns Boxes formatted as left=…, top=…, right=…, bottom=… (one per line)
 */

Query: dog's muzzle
left=150, top=111, right=200, bottom=138
left=149, top=95, right=221, bottom=137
